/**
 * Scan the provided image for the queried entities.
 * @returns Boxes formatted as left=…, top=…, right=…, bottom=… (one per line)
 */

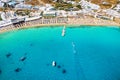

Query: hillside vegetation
left=25, top=0, right=52, bottom=5
left=25, top=0, right=119, bottom=9
left=91, top=0, right=118, bottom=4
left=91, top=0, right=118, bottom=8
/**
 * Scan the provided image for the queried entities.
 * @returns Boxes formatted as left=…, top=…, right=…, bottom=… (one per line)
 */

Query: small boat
left=20, top=56, right=26, bottom=61
left=52, top=61, right=56, bottom=67
left=61, top=26, right=66, bottom=36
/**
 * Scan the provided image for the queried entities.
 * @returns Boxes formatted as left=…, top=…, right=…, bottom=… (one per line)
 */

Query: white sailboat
left=52, top=61, right=56, bottom=67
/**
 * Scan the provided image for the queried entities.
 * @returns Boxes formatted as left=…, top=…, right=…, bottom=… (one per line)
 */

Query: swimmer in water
left=62, top=69, right=66, bottom=74
left=0, top=69, right=2, bottom=74
left=6, top=53, right=12, bottom=58
left=20, top=56, right=26, bottom=61
left=57, top=65, right=61, bottom=68
left=24, top=53, right=27, bottom=56
left=14, top=68, right=21, bottom=72
left=30, top=43, right=33, bottom=46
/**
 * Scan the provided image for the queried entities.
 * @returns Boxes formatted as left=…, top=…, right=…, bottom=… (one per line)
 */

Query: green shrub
left=54, top=2, right=73, bottom=9
left=76, top=5, right=82, bottom=9
left=0, top=16, right=2, bottom=21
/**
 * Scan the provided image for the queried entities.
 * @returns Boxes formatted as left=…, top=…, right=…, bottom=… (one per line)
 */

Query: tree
left=56, top=0, right=63, bottom=3
left=67, top=3, right=73, bottom=8
left=76, top=5, right=82, bottom=9
left=0, top=15, right=2, bottom=21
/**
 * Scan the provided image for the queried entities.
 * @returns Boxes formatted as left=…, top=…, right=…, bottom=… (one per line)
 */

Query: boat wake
left=61, top=26, right=66, bottom=37
left=71, top=42, right=86, bottom=80
left=72, top=42, right=76, bottom=54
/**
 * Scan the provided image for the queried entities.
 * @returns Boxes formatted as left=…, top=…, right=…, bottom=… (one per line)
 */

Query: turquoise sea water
left=0, top=26, right=120, bottom=80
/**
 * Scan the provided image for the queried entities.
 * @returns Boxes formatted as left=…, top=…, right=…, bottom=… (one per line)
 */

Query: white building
left=46, top=7, right=56, bottom=11
left=1, top=11, right=17, bottom=20
left=66, top=1, right=76, bottom=4
left=104, top=9, right=120, bottom=18
left=30, top=12, right=41, bottom=17
left=15, top=0, right=24, bottom=2
left=114, top=4, right=120, bottom=12
left=25, top=16, right=41, bottom=22
left=39, top=5, right=55, bottom=11
left=0, top=1, right=4, bottom=7
left=43, top=11, right=57, bottom=17
left=1, top=0, right=11, bottom=3
left=79, top=0, right=100, bottom=10
left=39, top=6, right=46, bottom=11
left=0, top=20, right=12, bottom=27
left=67, top=11, right=77, bottom=17
left=15, top=3, right=32, bottom=10
left=57, top=10, right=67, bottom=17
left=45, top=4, right=56, bottom=11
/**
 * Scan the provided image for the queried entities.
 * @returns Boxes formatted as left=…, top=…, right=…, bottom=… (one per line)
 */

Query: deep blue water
left=0, top=26, right=120, bottom=80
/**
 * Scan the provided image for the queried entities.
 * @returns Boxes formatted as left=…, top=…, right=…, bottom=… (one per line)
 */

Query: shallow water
left=0, top=26, right=120, bottom=80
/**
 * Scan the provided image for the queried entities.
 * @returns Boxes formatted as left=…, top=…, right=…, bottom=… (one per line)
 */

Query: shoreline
left=0, top=24, right=120, bottom=34
left=0, top=18, right=120, bottom=34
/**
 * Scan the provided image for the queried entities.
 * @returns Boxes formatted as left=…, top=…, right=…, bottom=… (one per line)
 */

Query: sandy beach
left=0, top=17, right=120, bottom=33
left=67, top=17, right=120, bottom=26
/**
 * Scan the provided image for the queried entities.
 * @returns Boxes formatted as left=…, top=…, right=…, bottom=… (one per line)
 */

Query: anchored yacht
left=52, top=61, right=56, bottom=67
